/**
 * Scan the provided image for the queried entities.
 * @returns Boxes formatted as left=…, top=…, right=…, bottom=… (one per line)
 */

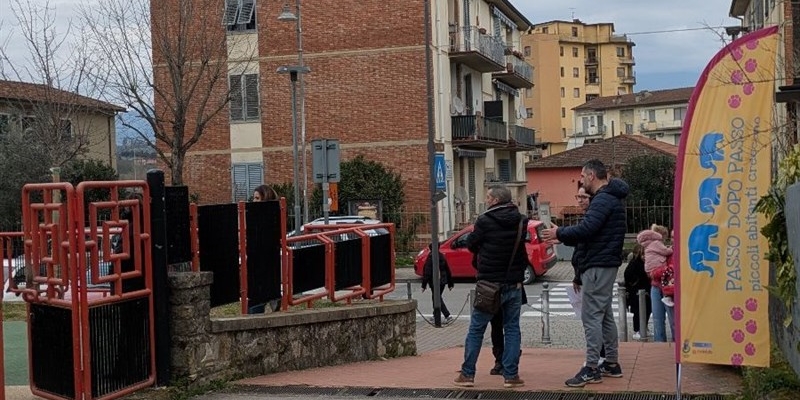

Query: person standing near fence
left=453, top=184, right=527, bottom=389
left=421, top=244, right=454, bottom=323
left=540, top=159, right=628, bottom=387
left=624, top=243, right=651, bottom=340
left=248, top=184, right=279, bottom=314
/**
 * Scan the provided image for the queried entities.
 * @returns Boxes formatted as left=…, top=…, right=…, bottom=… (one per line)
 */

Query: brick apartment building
left=152, top=0, right=536, bottom=235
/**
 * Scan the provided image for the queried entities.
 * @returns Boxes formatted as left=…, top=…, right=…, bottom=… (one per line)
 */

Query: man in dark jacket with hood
left=453, top=184, right=527, bottom=389
left=541, top=159, right=629, bottom=387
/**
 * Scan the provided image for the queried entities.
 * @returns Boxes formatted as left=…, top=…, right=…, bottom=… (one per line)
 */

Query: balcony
left=619, top=56, right=635, bottom=65
left=507, top=125, right=536, bottom=151
left=449, top=26, right=506, bottom=73
left=586, top=77, right=600, bottom=85
left=621, top=75, right=636, bottom=84
left=585, top=57, right=598, bottom=66
left=611, top=34, right=635, bottom=45
left=639, top=120, right=683, bottom=132
left=493, top=55, right=534, bottom=88
left=452, top=115, right=508, bottom=148
left=571, top=125, right=606, bottom=137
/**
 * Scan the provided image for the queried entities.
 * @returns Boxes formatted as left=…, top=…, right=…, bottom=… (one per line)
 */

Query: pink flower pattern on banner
left=745, top=319, right=758, bottom=334
left=731, top=329, right=745, bottom=343
left=745, top=343, right=756, bottom=356
left=731, top=46, right=744, bottom=61
left=731, top=353, right=744, bottom=366
left=730, top=306, right=744, bottom=321
left=745, top=59, right=758, bottom=73
left=743, top=83, right=755, bottom=96
left=745, top=298, right=758, bottom=312
left=728, top=95, right=742, bottom=109
left=731, top=70, right=744, bottom=84
left=746, top=39, right=759, bottom=50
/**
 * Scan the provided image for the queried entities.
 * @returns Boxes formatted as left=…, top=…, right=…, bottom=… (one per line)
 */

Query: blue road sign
left=434, top=153, right=446, bottom=190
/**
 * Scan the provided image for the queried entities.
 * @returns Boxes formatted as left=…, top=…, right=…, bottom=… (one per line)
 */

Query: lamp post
left=278, top=2, right=309, bottom=223
left=277, top=65, right=310, bottom=233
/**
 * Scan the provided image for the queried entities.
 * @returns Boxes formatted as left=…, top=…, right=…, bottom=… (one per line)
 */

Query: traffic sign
left=434, top=153, right=446, bottom=190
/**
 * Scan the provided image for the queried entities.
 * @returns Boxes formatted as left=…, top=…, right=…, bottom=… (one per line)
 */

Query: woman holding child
left=636, top=224, right=675, bottom=342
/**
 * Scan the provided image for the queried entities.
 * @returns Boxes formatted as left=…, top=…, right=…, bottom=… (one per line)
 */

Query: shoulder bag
left=473, top=217, right=525, bottom=314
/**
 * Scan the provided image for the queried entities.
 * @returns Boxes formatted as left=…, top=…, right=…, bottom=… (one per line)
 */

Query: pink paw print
left=731, top=47, right=744, bottom=61
left=745, top=319, right=758, bottom=334
left=731, top=329, right=745, bottom=343
left=731, top=306, right=744, bottom=321
left=745, top=298, right=758, bottom=312
left=745, top=343, right=756, bottom=356
left=746, top=39, right=759, bottom=50
left=743, top=83, right=755, bottom=95
left=731, top=70, right=744, bottom=84
left=731, top=353, right=744, bottom=366
left=729, top=95, right=742, bottom=109
left=745, top=58, right=758, bottom=73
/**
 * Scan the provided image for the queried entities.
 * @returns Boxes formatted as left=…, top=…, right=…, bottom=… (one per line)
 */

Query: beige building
left=571, top=87, right=694, bottom=147
left=521, top=20, right=636, bottom=156
left=0, top=80, right=123, bottom=167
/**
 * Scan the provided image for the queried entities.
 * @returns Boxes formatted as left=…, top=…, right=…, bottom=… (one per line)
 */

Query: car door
left=444, top=230, right=475, bottom=278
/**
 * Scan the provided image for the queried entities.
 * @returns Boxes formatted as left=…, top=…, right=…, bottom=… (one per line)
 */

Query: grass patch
left=395, top=254, right=415, bottom=267
left=3, top=302, right=27, bottom=322
left=738, top=345, right=800, bottom=400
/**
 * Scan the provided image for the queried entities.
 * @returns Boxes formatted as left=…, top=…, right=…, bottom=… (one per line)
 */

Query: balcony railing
left=585, top=57, right=598, bottom=65
left=586, top=77, right=600, bottom=85
left=508, top=125, right=536, bottom=150
left=621, top=75, right=636, bottom=84
left=639, top=120, right=683, bottom=131
left=493, top=55, right=534, bottom=88
left=619, top=56, right=635, bottom=65
left=452, top=115, right=507, bottom=148
left=449, top=26, right=506, bottom=72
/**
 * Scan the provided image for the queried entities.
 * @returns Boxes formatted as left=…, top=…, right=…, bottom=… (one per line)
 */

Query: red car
left=414, top=220, right=557, bottom=285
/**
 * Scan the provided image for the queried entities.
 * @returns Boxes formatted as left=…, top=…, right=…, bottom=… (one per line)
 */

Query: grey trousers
left=580, top=267, right=619, bottom=367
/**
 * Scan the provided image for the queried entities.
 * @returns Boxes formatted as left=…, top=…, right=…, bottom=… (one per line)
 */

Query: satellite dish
left=454, top=186, right=468, bottom=204
left=517, top=104, right=528, bottom=120
left=451, top=96, right=465, bottom=115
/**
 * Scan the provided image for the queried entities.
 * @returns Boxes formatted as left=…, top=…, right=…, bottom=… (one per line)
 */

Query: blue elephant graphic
left=687, top=224, right=719, bottom=277
left=698, top=177, right=723, bottom=214
left=699, top=133, right=724, bottom=173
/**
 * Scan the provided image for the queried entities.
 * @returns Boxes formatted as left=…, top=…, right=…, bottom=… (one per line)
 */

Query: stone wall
left=167, top=272, right=417, bottom=387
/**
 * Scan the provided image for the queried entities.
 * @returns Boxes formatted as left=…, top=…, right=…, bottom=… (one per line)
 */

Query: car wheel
left=522, top=265, right=535, bottom=285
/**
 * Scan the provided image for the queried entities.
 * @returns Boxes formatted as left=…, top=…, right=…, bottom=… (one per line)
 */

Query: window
left=586, top=94, right=599, bottom=102
left=616, top=46, right=625, bottom=57
left=562, top=128, right=567, bottom=137
left=560, top=67, right=564, bottom=77
left=525, top=108, right=533, bottom=118
left=231, top=162, right=264, bottom=201
left=571, top=27, right=578, bottom=37
left=560, top=46, right=564, bottom=56
left=674, top=107, right=687, bottom=121
left=625, top=123, right=633, bottom=134
left=524, top=46, right=531, bottom=57
left=572, top=67, right=579, bottom=78
left=498, top=159, right=511, bottom=182
left=617, top=67, right=625, bottom=77
left=223, top=0, right=256, bottom=32
left=542, top=27, right=549, bottom=34
left=572, top=47, right=579, bottom=57
left=59, top=119, right=72, bottom=141
left=229, top=73, right=260, bottom=121
left=648, top=109, right=656, bottom=122
left=525, top=88, right=532, bottom=98
left=560, top=87, right=565, bottom=98
left=561, top=107, right=566, bottom=118
left=573, top=88, right=580, bottom=98
left=587, top=68, right=598, bottom=84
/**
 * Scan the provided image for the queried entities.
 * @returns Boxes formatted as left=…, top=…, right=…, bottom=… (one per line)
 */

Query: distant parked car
left=414, top=219, right=556, bottom=285
left=289, top=215, right=385, bottom=237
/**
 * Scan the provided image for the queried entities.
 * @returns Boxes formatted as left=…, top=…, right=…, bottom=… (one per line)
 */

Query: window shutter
left=237, top=0, right=255, bottom=25
left=223, top=0, right=241, bottom=26
left=498, top=159, right=511, bottom=182
left=247, top=163, right=263, bottom=194
left=59, top=119, right=72, bottom=141
left=244, top=74, right=260, bottom=120
left=229, top=75, right=244, bottom=121
left=231, top=163, right=249, bottom=201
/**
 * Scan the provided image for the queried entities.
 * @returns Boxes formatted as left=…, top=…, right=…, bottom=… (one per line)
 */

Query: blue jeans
left=651, top=285, right=675, bottom=342
left=461, top=284, right=522, bottom=379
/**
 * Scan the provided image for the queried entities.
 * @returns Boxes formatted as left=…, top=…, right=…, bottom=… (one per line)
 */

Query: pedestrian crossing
left=522, top=282, right=622, bottom=318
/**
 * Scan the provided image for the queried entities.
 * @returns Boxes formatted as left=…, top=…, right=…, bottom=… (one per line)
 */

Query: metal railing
left=450, top=26, right=506, bottom=66
left=504, top=55, right=533, bottom=82
left=451, top=115, right=507, bottom=142
left=510, top=125, right=535, bottom=146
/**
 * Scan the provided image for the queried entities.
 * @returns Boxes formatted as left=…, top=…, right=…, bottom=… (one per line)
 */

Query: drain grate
left=559, top=393, right=591, bottom=400
left=372, top=388, right=455, bottom=398
left=593, top=394, right=669, bottom=400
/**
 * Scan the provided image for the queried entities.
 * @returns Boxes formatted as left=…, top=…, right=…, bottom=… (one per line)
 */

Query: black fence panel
left=245, top=201, right=282, bottom=307
left=30, top=304, right=75, bottom=398
left=89, top=297, right=151, bottom=398
left=369, top=232, right=392, bottom=288
left=197, top=204, right=240, bottom=307
left=292, top=243, right=326, bottom=293
left=334, top=236, right=363, bottom=291
left=164, top=186, right=191, bottom=265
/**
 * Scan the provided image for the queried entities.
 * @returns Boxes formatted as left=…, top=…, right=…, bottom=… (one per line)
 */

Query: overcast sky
left=0, top=0, right=741, bottom=92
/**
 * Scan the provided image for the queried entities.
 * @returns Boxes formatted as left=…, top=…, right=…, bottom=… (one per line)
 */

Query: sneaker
left=490, top=363, right=503, bottom=376
left=565, top=366, right=602, bottom=387
left=445, top=315, right=455, bottom=323
left=453, top=373, right=474, bottom=387
left=662, top=297, right=675, bottom=307
left=598, top=362, right=624, bottom=378
left=503, top=376, right=525, bottom=388
left=632, top=331, right=641, bottom=340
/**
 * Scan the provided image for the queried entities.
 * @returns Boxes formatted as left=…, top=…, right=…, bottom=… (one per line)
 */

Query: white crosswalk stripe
left=522, top=282, right=623, bottom=318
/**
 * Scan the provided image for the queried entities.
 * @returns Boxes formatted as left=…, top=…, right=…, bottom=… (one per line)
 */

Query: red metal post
left=189, top=203, right=199, bottom=272
left=238, top=201, right=248, bottom=314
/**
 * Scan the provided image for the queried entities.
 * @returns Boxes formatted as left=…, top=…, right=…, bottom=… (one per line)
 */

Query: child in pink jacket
left=636, top=224, right=674, bottom=307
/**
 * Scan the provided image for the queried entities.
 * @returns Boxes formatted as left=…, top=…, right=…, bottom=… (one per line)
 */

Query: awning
left=494, top=81, right=518, bottom=96
left=492, top=6, right=517, bottom=31
left=456, top=148, right=487, bottom=158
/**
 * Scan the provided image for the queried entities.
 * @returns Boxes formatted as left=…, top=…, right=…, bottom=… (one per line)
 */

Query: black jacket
left=467, top=202, right=528, bottom=284
left=624, top=255, right=650, bottom=293
left=421, top=250, right=453, bottom=290
left=571, top=242, right=587, bottom=285
left=557, top=178, right=629, bottom=272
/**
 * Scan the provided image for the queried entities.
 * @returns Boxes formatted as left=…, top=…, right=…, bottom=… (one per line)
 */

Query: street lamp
left=278, top=1, right=309, bottom=224
left=277, top=65, right=310, bottom=233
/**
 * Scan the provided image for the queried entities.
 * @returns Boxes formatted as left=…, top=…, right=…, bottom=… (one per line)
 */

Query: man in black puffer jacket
left=541, top=159, right=629, bottom=387
left=453, top=184, right=527, bottom=389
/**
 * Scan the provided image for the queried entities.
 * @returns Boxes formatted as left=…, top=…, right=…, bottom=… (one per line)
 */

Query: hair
left=583, top=159, right=608, bottom=180
left=651, top=224, right=669, bottom=239
left=487, top=184, right=512, bottom=203
left=253, top=185, right=278, bottom=201
left=631, top=243, right=645, bottom=259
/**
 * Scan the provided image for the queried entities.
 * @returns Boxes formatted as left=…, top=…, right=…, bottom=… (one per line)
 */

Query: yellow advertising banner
left=675, top=26, right=777, bottom=367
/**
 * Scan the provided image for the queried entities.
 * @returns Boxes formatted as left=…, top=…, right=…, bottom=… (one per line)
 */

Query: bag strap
left=505, top=217, right=525, bottom=281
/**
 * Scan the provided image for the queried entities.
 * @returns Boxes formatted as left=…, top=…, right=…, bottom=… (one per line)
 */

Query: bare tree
left=80, top=0, right=254, bottom=185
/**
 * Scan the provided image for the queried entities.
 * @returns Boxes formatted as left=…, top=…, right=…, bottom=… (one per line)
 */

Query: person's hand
left=540, top=227, right=558, bottom=242
left=573, top=282, right=581, bottom=293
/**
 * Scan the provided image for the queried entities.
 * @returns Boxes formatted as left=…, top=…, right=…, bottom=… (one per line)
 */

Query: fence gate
left=20, top=181, right=155, bottom=400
